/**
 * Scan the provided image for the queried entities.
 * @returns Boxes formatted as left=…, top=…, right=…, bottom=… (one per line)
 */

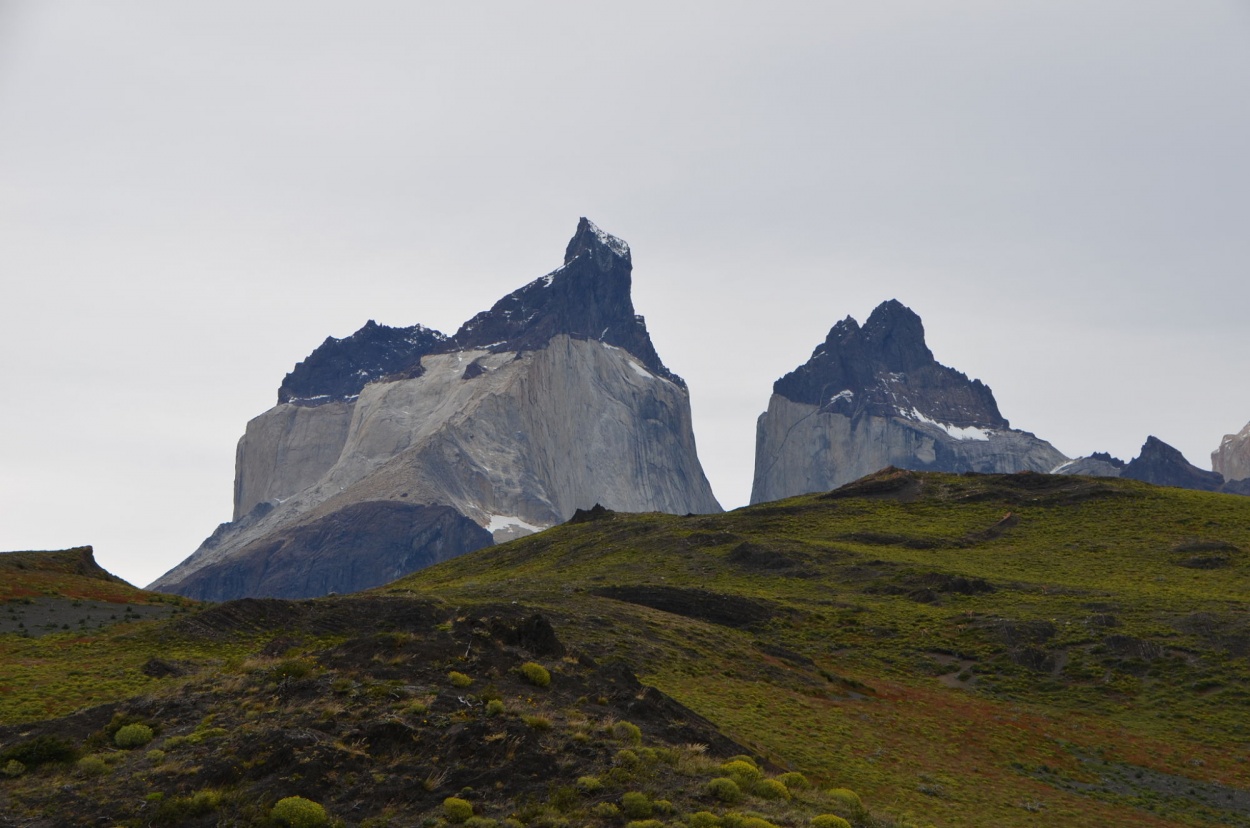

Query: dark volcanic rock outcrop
left=153, top=219, right=720, bottom=600
left=752, top=301, right=1067, bottom=503
left=1122, top=436, right=1228, bottom=493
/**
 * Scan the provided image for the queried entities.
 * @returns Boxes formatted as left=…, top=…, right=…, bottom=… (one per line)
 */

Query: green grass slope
left=2, top=471, right=1249, bottom=827
left=382, top=469, right=1250, bottom=828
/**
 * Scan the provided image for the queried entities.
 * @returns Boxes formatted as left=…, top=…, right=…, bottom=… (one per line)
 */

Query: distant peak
left=564, top=217, right=631, bottom=266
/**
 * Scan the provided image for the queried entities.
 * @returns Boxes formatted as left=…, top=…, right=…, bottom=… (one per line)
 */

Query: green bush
left=620, top=791, right=653, bottom=819
left=114, top=723, right=154, bottom=749
left=615, top=748, right=641, bottom=768
left=722, top=816, right=777, bottom=828
left=155, top=789, right=222, bottom=821
left=485, top=699, right=506, bottom=716
left=465, top=819, right=498, bottom=828
left=721, top=760, right=763, bottom=783
left=591, top=802, right=620, bottom=818
left=707, top=777, right=743, bottom=804
left=778, top=771, right=810, bottom=791
left=519, top=662, right=551, bottom=687
left=522, top=714, right=552, bottom=730
left=444, top=796, right=475, bottom=823
left=2, top=759, right=25, bottom=778
left=612, top=720, right=643, bottom=745
left=625, top=821, right=665, bottom=828
left=688, top=812, right=722, bottom=827
left=811, top=816, right=852, bottom=828
left=271, top=796, right=329, bottom=827
left=576, top=775, right=602, bottom=792
left=146, top=749, right=166, bottom=763
left=826, top=788, right=864, bottom=815
left=448, top=671, right=473, bottom=688
left=753, top=778, right=790, bottom=801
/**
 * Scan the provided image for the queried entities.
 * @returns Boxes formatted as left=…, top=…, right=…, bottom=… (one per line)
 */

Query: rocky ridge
left=751, top=300, right=1067, bottom=503
left=151, top=219, right=720, bottom=601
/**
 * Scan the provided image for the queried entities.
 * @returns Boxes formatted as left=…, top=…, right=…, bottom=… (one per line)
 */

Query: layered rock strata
left=751, top=300, right=1067, bottom=503
left=152, top=219, right=720, bottom=600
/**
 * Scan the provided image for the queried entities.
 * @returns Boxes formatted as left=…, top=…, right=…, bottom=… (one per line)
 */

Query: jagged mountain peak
left=774, top=299, right=1005, bottom=430
left=564, top=216, right=631, bottom=266
left=451, top=218, right=680, bottom=385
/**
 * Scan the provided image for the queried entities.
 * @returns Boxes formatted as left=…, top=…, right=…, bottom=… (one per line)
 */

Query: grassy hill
left=2, top=471, right=1249, bottom=827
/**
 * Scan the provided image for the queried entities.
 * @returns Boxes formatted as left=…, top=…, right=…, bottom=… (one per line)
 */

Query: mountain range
left=148, top=220, right=1249, bottom=602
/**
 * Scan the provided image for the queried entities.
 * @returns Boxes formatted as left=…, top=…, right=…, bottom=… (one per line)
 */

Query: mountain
left=150, top=219, right=720, bottom=601
left=8, top=472, right=1250, bottom=827
left=751, top=300, right=1067, bottom=502
left=1121, top=435, right=1250, bottom=495
left=1213, top=420, right=1250, bottom=484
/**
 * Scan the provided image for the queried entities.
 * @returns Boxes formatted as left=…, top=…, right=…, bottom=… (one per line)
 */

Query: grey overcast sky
left=2, top=2, right=1248, bottom=587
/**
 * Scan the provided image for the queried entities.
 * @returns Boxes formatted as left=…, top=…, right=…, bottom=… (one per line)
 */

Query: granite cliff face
left=152, top=219, right=720, bottom=600
left=751, top=301, right=1067, bottom=503
left=1212, top=421, right=1250, bottom=484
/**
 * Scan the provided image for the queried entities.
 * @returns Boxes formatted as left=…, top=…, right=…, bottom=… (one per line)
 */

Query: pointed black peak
left=1122, top=436, right=1225, bottom=492
left=279, top=321, right=448, bottom=405
left=564, top=217, right=632, bottom=267
left=773, top=299, right=1006, bottom=430
left=450, top=219, right=680, bottom=386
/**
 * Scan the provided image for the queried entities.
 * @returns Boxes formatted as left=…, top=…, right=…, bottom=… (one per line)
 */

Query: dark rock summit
left=279, top=321, right=448, bottom=405
left=1122, top=436, right=1229, bottom=493
left=451, top=217, right=681, bottom=386
left=752, top=300, right=1066, bottom=503
left=773, top=300, right=1007, bottom=429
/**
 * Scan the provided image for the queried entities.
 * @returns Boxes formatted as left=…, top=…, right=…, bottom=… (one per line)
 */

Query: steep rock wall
left=1213, top=421, right=1250, bottom=483
left=751, top=395, right=1067, bottom=503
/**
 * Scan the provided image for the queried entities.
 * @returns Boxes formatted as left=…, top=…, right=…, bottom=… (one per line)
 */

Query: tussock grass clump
left=76, top=755, right=108, bottom=777
left=707, top=777, right=743, bottom=804
left=271, top=795, right=329, bottom=827
left=448, top=671, right=473, bottom=688
left=576, top=775, right=602, bottom=792
left=444, top=796, right=475, bottom=823
left=620, top=791, right=653, bottom=819
left=688, top=812, right=723, bottom=827
left=3, top=759, right=26, bottom=778
left=113, top=723, right=154, bottom=749
left=825, top=788, right=864, bottom=816
left=777, top=771, right=810, bottom=791
left=591, top=802, right=620, bottom=818
left=753, top=778, right=790, bottom=800
left=810, top=815, right=852, bottom=828
left=721, top=759, right=763, bottom=784
left=522, top=714, right=552, bottom=730
left=485, top=699, right=506, bottom=716
left=612, top=719, right=643, bottom=744
left=518, top=661, right=551, bottom=687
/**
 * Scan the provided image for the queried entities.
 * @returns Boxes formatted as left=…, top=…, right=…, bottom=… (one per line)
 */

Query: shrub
left=612, top=720, right=643, bottom=745
left=2, top=759, right=25, bottom=778
left=76, top=755, right=109, bottom=777
left=114, top=723, right=154, bottom=749
left=722, top=817, right=777, bottom=828
left=620, top=791, right=652, bottom=819
left=614, top=748, right=641, bottom=768
left=707, top=777, right=743, bottom=804
left=444, top=796, right=475, bottom=823
left=0, top=735, right=78, bottom=768
left=155, top=789, right=222, bottom=821
left=753, top=778, right=790, bottom=801
left=826, top=788, right=864, bottom=815
left=465, top=819, right=499, bottom=828
left=146, top=749, right=166, bottom=763
left=625, top=821, right=665, bottom=828
left=576, top=775, right=602, bottom=792
left=485, top=699, right=506, bottom=716
left=721, top=760, right=763, bottom=783
left=778, top=771, right=810, bottom=791
left=591, top=802, right=620, bottom=818
left=449, top=671, right=473, bottom=688
left=519, top=662, right=551, bottom=687
left=811, top=816, right=852, bottom=828
left=271, top=796, right=329, bottom=827
left=688, top=812, right=723, bottom=828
